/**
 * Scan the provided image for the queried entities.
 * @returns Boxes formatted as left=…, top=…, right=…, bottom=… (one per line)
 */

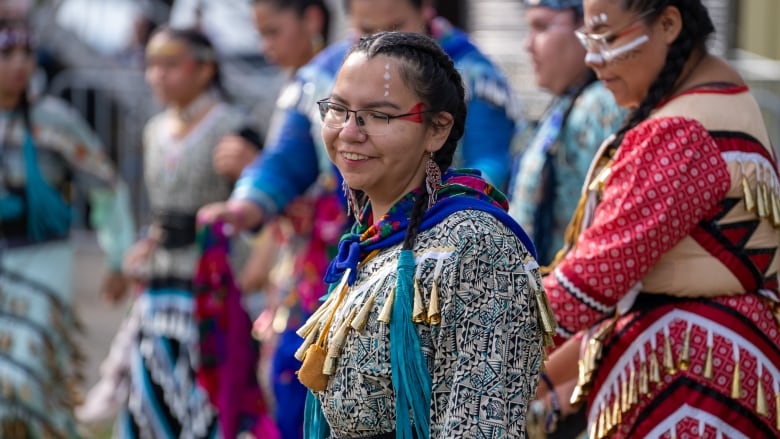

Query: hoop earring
left=342, top=179, right=362, bottom=223
left=425, top=153, right=442, bottom=209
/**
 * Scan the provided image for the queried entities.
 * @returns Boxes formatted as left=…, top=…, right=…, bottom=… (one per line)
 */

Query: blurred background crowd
left=6, top=0, right=778, bottom=226
left=1, top=0, right=778, bottom=437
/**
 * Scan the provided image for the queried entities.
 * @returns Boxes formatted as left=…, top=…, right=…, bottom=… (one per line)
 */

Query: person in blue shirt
left=508, top=0, right=625, bottom=267
left=200, top=0, right=524, bottom=231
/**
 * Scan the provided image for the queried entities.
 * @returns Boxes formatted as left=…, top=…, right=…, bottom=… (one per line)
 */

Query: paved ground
left=72, top=229, right=130, bottom=437
left=72, top=229, right=129, bottom=388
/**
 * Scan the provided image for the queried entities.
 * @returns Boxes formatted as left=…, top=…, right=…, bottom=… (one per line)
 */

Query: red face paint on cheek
left=397, top=102, right=426, bottom=123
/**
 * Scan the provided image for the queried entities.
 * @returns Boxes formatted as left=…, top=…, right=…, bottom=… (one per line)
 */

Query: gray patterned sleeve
left=428, top=210, right=543, bottom=438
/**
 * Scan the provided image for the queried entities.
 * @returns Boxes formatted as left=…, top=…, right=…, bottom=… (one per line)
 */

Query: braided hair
left=605, top=0, right=714, bottom=154
left=348, top=31, right=467, bottom=251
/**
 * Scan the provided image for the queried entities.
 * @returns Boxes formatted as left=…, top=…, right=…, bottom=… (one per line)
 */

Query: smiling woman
left=538, top=1, right=780, bottom=438
left=297, top=31, right=554, bottom=439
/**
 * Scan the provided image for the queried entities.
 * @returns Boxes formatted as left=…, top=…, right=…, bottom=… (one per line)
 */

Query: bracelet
left=539, top=372, right=561, bottom=433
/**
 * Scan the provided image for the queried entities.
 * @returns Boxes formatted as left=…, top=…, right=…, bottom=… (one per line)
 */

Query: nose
left=523, top=33, right=533, bottom=54
left=584, top=51, right=606, bottom=68
left=339, top=112, right=366, bottom=139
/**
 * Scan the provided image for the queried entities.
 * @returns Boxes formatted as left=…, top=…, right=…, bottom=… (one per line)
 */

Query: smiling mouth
left=342, top=152, right=370, bottom=161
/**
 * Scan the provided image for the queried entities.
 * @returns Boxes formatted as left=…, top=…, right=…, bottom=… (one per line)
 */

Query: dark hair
left=149, top=26, right=230, bottom=101
left=343, top=0, right=424, bottom=13
left=605, top=0, right=714, bottom=155
left=347, top=31, right=466, bottom=250
left=252, top=0, right=331, bottom=42
left=0, top=18, right=34, bottom=129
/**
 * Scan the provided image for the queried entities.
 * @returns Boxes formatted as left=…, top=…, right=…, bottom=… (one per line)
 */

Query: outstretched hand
left=196, top=199, right=265, bottom=235
left=100, top=271, right=131, bottom=305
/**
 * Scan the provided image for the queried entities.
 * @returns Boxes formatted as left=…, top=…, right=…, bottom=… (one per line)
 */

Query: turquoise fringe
left=302, top=250, right=432, bottom=439
left=390, top=249, right=431, bottom=438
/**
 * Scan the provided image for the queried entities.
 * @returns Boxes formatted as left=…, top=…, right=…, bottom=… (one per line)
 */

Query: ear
left=196, top=62, right=216, bottom=89
left=657, top=5, right=683, bottom=45
left=303, top=4, right=326, bottom=39
left=425, top=111, right=454, bottom=153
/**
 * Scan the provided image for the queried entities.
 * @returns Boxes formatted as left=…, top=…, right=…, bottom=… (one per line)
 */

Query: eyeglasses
left=317, top=100, right=435, bottom=136
left=575, top=9, right=655, bottom=63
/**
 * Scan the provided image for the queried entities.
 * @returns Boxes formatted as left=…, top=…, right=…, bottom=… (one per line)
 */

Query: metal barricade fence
left=48, top=67, right=159, bottom=227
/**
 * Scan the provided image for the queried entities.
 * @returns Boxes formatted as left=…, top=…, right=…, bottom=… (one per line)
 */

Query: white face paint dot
left=600, top=13, right=607, bottom=22
left=383, top=63, right=392, bottom=98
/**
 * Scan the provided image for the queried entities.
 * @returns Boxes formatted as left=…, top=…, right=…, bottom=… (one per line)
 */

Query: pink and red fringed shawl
left=193, top=222, right=280, bottom=439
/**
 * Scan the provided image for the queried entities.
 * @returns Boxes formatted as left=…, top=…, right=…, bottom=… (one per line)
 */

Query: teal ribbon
left=390, top=249, right=432, bottom=438
left=23, top=130, right=71, bottom=241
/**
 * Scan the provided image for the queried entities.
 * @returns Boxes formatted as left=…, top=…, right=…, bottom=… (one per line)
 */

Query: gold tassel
left=294, top=326, right=319, bottom=361
left=296, top=293, right=334, bottom=338
left=351, top=293, right=376, bottom=332
left=323, top=355, right=338, bottom=376
left=703, top=344, right=714, bottom=379
left=534, top=288, right=557, bottom=349
left=775, top=392, right=780, bottom=430
left=731, top=361, right=741, bottom=399
left=603, top=400, right=612, bottom=438
left=762, top=181, right=772, bottom=217
left=569, top=359, right=587, bottom=406
left=663, top=329, right=677, bottom=374
left=324, top=308, right=357, bottom=375
left=589, top=412, right=599, bottom=439
left=378, top=288, right=394, bottom=323
left=596, top=404, right=606, bottom=439
left=678, top=327, right=691, bottom=371
left=412, top=278, right=427, bottom=323
left=757, top=182, right=768, bottom=218
left=639, top=358, right=649, bottom=395
left=610, top=394, right=621, bottom=432
left=650, top=349, right=661, bottom=384
left=427, top=280, right=441, bottom=325
left=756, top=375, right=768, bottom=417
left=771, top=193, right=780, bottom=227
left=629, top=367, right=638, bottom=406
left=620, top=375, right=628, bottom=413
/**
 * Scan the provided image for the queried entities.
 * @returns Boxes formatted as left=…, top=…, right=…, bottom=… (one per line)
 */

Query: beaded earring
left=425, top=153, right=442, bottom=209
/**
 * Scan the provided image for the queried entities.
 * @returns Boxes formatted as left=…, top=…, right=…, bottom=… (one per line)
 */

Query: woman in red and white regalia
left=537, top=0, right=780, bottom=438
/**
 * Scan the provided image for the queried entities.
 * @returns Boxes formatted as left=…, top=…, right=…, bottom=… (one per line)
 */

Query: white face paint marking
left=384, top=63, right=391, bottom=97
left=587, top=12, right=609, bottom=28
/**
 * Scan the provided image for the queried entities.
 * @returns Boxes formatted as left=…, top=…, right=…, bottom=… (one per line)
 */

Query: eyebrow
left=329, top=94, right=402, bottom=110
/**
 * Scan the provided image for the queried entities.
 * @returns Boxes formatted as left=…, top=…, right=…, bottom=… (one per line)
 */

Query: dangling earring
left=342, top=179, right=362, bottom=223
left=425, top=153, right=442, bottom=209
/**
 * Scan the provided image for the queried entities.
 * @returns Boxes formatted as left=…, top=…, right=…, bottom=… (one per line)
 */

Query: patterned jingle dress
left=115, top=100, right=259, bottom=438
left=544, top=84, right=780, bottom=438
left=0, top=97, right=133, bottom=438
left=301, top=171, right=552, bottom=439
